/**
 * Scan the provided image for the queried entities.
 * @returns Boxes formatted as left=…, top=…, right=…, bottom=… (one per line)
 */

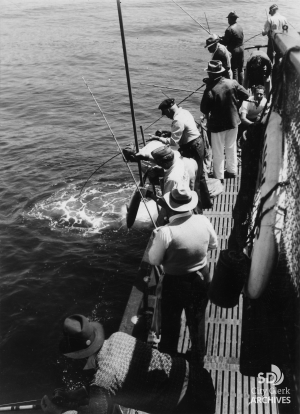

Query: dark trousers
left=159, top=266, right=210, bottom=366
left=180, top=137, right=212, bottom=212
left=173, top=365, right=216, bottom=414
left=231, top=47, right=244, bottom=85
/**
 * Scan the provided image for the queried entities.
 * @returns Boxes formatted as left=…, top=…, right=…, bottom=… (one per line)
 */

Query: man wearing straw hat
left=41, top=313, right=216, bottom=414
left=146, top=182, right=218, bottom=364
left=205, top=33, right=232, bottom=79
left=200, top=60, right=249, bottom=181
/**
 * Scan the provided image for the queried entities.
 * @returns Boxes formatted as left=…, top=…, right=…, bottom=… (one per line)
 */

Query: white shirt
left=264, top=12, right=287, bottom=35
left=240, top=96, right=267, bottom=120
left=163, top=151, right=197, bottom=194
left=147, top=212, right=218, bottom=269
left=165, top=107, right=200, bottom=146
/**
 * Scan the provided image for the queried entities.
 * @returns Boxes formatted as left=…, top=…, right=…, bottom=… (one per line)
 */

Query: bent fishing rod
left=171, top=0, right=211, bottom=35
left=143, top=83, right=205, bottom=131
left=82, top=77, right=157, bottom=228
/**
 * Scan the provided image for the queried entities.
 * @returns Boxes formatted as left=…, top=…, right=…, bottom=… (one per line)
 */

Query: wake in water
left=27, top=182, right=159, bottom=233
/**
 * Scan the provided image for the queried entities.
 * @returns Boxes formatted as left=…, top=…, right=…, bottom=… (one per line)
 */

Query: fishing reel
left=51, top=387, right=89, bottom=410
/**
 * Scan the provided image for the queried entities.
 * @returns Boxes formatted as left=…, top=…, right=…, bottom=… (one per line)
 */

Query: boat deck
left=119, top=167, right=281, bottom=414
left=177, top=174, right=279, bottom=414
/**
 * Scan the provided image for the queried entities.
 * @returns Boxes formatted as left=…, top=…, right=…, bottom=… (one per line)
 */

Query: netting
left=279, top=49, right=300, bottom=296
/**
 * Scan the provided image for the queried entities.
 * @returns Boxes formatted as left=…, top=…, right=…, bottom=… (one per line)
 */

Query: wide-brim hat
left=205, top=34, right=219, bottom=48
left=164, top=183, right=198, bottom=212
left=205, top=60, right=226, bottom=74
left=59, top=314, right=105, bottom=359
left=227, top=11, right=239, bottom=19
left=158, top=98, right=175, bottom=111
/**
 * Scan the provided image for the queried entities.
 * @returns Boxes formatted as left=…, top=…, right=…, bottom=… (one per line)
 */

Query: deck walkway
left=178, top=174, right=279, bottom=414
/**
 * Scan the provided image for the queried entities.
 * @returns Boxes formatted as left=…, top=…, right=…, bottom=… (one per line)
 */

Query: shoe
left=224, top=171, right=236, bottom=179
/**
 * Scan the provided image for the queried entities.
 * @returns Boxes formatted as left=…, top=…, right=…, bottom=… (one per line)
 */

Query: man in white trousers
left=200, top=60, right=249, bottom=181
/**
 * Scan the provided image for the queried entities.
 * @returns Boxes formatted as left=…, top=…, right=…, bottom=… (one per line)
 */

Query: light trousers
left=211, top=127, right=238, bottom=179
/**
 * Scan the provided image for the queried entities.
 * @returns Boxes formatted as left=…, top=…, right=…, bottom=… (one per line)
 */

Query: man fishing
left=41, top=314, right=216, bottom=414
left=262, top=4, right=288, bottom=62
left=219, top=11, right=244, bottom=84
left=146, top=182, right=218, bottom=366
left=147, top=98, right=212, bottom=212
left=200, top=60, right=249, bottom=182
left=205, top=33, right=232, bottom=79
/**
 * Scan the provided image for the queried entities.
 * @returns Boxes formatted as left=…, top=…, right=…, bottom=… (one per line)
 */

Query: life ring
left=245, top=111, right=286, bottom=299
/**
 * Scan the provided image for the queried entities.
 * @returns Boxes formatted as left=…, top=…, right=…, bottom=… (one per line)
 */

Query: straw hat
left=163, top=182, right=198, bottom=212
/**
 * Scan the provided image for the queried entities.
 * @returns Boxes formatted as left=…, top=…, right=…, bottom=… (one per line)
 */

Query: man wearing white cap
left=262, top=4, right=287, bottom=61
left=200, top=60, right=249, bottom=181
left=146, top=182, right=218, bottom=363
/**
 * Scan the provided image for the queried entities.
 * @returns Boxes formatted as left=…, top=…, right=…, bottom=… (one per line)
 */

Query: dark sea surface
left=1, top=0, right=299, bottom=404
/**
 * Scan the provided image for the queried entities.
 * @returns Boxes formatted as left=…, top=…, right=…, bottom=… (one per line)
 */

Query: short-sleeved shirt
left=264, top=12, right=287, bottom=35
left=240, top=96, right=267, bottom=120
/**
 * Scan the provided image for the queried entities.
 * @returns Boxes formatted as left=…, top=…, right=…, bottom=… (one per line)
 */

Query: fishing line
left=78, top=152, right=121, bottom=198
left=82, top=77, right=157, bottom=228
left=143, top=84, right=205, bottom=131
left=204, top=13, right=210, bottom=33
left=171, top=0, right=211, bottom=35
left=243, top=33, right=262, bottom=45
left=140, top=83, right=204, bottom=94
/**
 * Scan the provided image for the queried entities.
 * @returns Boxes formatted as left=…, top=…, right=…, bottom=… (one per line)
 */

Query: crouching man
left=41, top=314, right=216, bottom=414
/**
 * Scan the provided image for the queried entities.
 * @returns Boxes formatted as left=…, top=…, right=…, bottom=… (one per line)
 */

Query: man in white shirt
left=146, top=182, right=218, bottom=364
left=148, top=98, right=212, bottom=211
left=262, top=4, right=288, bottom=61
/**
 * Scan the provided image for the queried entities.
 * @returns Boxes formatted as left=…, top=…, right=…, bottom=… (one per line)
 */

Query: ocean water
left=1, top=0, right=299, bottom=404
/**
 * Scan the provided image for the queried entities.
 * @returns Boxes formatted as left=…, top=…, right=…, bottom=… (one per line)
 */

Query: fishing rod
left=78, top=152, right=121, bottom=198
left=171, top=0, right=211, bottom=35
left=244, top=45, right=267, bottom=51
left=204, top=12, right=210, bottom=33
left=0, top=404, right=41, bottom=411
left=140, top=83, right=204, bottom=94
left=160, top=90, right=169, bottom=99
left=143, top=83, right=205, bottom=131
left=116, top=0, right=143, bottom=185
left=243, top=33, right=262, bottom=45
left=82, top=77, right=157, bottom=228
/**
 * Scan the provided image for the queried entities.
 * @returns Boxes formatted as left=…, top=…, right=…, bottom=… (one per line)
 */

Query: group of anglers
left=40, top=4, right=289, bottom=414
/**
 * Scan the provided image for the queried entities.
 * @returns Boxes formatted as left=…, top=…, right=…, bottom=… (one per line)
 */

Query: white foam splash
left=27, top=183, right=159, bottom=234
